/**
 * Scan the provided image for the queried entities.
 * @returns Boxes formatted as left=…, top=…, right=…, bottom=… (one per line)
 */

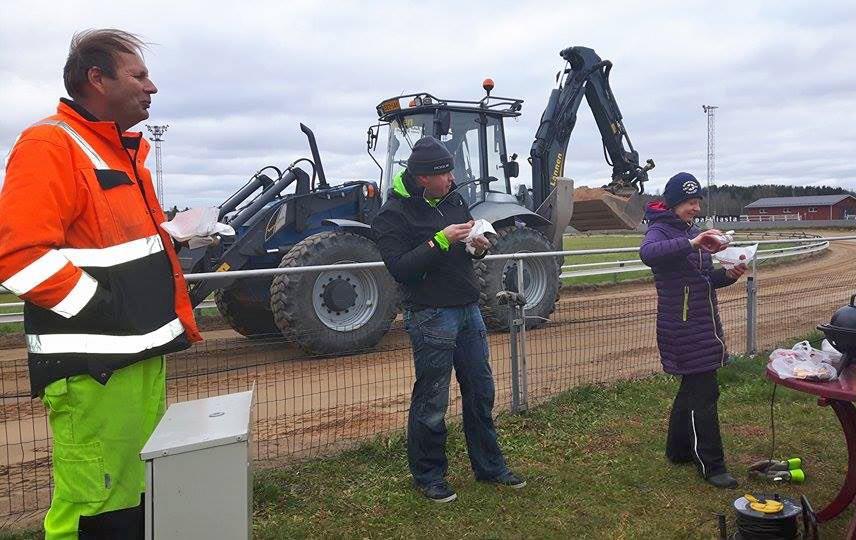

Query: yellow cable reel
left=744, top=494, right=784, bottom=513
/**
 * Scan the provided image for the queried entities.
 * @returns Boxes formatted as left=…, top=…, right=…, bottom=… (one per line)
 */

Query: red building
left=744, top=195, right=856, bottom=221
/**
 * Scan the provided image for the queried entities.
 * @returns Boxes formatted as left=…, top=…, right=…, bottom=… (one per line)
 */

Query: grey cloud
left=2, top=0, right=855, bottom=208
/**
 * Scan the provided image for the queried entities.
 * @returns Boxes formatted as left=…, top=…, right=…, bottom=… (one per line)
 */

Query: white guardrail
left=1, top=235, right=852, bottom=325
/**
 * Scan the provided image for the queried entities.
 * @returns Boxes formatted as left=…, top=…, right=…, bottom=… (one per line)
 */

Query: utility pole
left=146, top=124, right=169, bottom=204
left=702, top=105, right=718, bottom=219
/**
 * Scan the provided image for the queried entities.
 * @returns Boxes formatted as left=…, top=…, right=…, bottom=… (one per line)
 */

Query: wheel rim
left=312, top=261, right=379, bottom=331
left=502, top=257, right=549, bottom=311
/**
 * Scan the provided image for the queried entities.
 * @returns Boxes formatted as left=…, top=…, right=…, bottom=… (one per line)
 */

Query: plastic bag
left=713, top=244, right=758, bottom=269
left=822, top=339, right=843, bottom=355
left=465, top=219, right=497, bottom=255
left=768, top=341, right=838, bottom=380
left=821, top=339, right=845, bottom=370
left=161, top=207, right=235, bottom=249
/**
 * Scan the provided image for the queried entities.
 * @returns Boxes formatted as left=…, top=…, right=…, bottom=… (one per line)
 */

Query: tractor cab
left=369, top=82, right=525, bottom=210
left=367, top=82, right=566, bottom=332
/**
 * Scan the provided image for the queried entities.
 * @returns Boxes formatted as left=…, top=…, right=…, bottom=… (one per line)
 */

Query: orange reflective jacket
left=0, top=99, right=201, bottom=396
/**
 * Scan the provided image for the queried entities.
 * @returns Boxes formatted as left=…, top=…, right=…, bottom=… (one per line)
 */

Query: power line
left=702, top=105, right=718, bottom=218
left=146, top=124, right=169, bottom=204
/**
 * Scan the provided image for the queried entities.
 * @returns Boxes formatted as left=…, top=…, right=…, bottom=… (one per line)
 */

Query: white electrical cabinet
left=141, top=388, right=254, bottom=540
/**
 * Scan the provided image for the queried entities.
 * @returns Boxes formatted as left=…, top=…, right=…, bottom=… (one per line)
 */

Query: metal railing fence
left=0, top=232, right=836, bottom=324
left=1, top=235, right=855, bottom=527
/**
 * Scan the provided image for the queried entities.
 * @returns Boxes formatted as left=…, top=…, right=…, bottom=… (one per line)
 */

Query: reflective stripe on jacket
left=0, top=99, right=201, bottom=396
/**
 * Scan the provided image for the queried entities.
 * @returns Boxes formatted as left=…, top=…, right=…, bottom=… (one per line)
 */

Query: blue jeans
left=404, top=303, right=507, bottom=487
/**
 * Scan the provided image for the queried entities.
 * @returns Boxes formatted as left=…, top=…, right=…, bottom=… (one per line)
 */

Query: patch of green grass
left=0, top=323, right=23, bottom=334
left=195, top=307, right=220, bottom=318
left=0, top=289, right=23, bottom=333
left=0, top=293, right=21, bottom=315
left=562, top=234, right=648, bottom=286
left=0, top=292, right=23, bottom=334
left=252, top=355, right=847, bottom=539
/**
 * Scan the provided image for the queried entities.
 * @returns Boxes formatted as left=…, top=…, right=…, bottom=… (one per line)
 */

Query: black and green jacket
left=372, top=170, right=484, bottom=309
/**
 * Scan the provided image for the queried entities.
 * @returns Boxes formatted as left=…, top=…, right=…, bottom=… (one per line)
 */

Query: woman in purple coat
left=640, top=172, right=747, bottom=489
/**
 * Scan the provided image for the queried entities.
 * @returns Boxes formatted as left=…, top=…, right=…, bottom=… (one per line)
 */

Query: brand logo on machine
left=552, top=153, right=564, bottom=186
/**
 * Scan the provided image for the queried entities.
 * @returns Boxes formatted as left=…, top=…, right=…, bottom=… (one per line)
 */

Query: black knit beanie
left=407, top=136, right=454, bottom=176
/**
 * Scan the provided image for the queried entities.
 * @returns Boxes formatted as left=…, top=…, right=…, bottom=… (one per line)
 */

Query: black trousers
left=78, top=496, right=144, bottom=539
left=665, top=370, right=727, bottom=478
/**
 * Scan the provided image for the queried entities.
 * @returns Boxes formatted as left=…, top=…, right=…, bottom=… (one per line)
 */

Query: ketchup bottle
left=698, top=235, right=724, bottom=251
left=698, top=230, right=734, bottom=252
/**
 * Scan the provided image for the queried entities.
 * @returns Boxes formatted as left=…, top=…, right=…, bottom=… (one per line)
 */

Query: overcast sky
left=2, top=0, right=855, bottom=209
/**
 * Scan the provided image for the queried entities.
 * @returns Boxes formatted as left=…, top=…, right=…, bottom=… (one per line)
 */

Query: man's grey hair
left=63, top=29, right=148, bottom=100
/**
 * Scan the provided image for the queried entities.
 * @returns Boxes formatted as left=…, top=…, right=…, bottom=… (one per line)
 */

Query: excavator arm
left=529, top=46, right=654, bottom=208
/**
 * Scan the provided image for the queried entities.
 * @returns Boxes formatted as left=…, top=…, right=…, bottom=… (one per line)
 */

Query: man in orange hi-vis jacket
left=0, top=29, right=201, bottom=539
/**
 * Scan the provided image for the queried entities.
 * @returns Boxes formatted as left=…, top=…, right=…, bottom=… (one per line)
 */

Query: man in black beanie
left=372, top=136, right=525, bottom=503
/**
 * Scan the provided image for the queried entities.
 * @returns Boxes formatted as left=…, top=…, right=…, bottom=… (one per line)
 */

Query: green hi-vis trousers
left=41, top=356, right=166, bottom=539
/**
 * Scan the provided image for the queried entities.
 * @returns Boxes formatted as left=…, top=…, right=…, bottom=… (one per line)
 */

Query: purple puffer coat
left=639, top=201, right=737, bottom=375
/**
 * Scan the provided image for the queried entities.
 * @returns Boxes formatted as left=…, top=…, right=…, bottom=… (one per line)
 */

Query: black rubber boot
left=707, top=472, right=738, bottom=489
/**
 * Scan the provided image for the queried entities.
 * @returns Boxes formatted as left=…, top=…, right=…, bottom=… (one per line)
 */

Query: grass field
left=247, top=342, right=846, bottom=538
left=0, top=293, right=20, bottom=314
left=561, top=234, right=649, bottom=286
left=0, top=293, right=23, bottom=334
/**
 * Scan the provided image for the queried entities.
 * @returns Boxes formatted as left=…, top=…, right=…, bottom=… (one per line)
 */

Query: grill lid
left=829, top=294, right=856, bottom=330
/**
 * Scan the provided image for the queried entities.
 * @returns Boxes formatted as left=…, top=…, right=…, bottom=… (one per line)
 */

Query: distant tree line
left=639, top=184, right=855, bottom=216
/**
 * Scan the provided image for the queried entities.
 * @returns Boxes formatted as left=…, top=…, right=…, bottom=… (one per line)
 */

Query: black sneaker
left=417, top=481, right=457, bottom=503
left=479, top=471, right=527, bottom=489
left=707, top=472, right=738, bottom=489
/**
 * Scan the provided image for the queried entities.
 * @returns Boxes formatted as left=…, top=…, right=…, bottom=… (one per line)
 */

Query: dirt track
left=3, top=235, right=856, bottom=523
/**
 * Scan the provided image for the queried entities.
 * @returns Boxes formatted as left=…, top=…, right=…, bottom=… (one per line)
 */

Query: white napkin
left=161, top=207, right=235, bottom=249
left=713, top=244, right=758, bottom=269
left=465, top=219, right=497, bottom=254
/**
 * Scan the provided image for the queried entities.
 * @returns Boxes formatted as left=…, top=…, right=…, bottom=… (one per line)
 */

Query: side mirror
left=436, top=110, right=451, bottom=137
left=366, top=125, right=379, bottom=151
left=505, top=160, right=519, bottom=178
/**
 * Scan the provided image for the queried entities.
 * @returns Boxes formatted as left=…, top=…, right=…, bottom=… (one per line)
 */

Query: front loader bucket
left=569, top=187, right=644, bottom=232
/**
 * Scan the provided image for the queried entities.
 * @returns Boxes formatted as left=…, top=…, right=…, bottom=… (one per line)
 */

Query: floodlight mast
left=702, top=105, right=718, bottom=219
left=146, top=124, right=169, bottom=204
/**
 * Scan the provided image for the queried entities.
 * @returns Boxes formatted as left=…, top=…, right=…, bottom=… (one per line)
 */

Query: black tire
left=214, top=279, right=280, bottom=338
left=474, top=225, right=560, bottom=331
left=270, top=231, right=398, bottom=354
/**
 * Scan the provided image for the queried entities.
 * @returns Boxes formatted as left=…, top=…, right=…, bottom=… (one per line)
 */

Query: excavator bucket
left=569, top=186, right=644, bottom=232
left=536, top=177, right=575, bottom=248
